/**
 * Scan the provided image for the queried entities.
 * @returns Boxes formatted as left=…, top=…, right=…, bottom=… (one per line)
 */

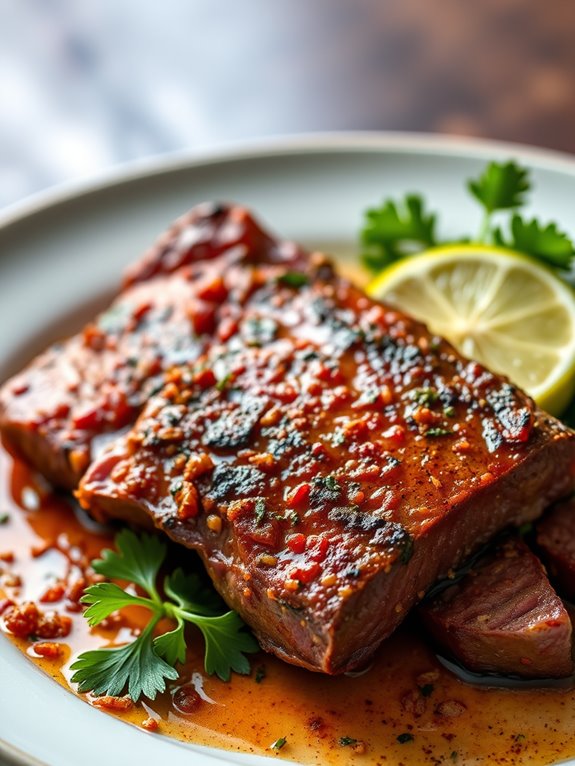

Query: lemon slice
left=367, top=245, right=575, bottom=416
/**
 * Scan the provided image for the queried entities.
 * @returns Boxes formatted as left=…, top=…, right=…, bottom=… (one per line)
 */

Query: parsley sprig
left=361, top=160, right=575, bottom=275
left=362, top=194, right=437, bottom=270
left=70, top=530, right=259, bottom=702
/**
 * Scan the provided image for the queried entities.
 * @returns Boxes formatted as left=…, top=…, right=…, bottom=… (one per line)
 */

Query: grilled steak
left=419, top=538, right=573, bottom=678
left=77, top=251, right=575, bottom=674
left=0, top=204, right=305, bottom=488
left=537, top=498, right=575, bottom=601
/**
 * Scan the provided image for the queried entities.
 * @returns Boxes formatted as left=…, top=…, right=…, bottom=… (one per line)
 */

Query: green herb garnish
left=362, top=194, right=438, bottom=270
left=255, top=498, right=267, bottom=524
left=411, top=387, right=439, bottom=406
left=339, top=736, right=358, bottom=746
left=216, top=372, right=232, bottom=392
left=270, top=736, right=287, bottom=751
left=277, top=272, right=309, bottom=288
left=0, top=512, right=9, bottom=525
left=426, top=428, right=453, bottom=437
left=276, top=509, right=300, bottom=526
left=325, top=475, right=341, bottom=493
left=494, top=215, right=575, bottom=269
left=70, top=530, right=259, bottom=702
left=361, top=160, right=575, bottom=277
left=468, top=160, right=530, bottom=240
left=397, top=732, right=414, bottom=744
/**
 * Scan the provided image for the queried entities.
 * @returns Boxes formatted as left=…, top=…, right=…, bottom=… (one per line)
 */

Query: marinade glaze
left=79, top=254, right=575, bottom=674
left=1, top=202, right=575, bottom=764
left=0, top=204, right=307, bottom=489
left=2, top=446, right=575, bottom=765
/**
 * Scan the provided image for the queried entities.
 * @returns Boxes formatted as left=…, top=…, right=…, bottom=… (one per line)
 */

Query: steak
left=419, top=538, right=573, bottom=679
left=0, top=204, right=305, bottom=488
left=537, top=498, right=575, bottom=601
left=77, top=250, right=575, bottom=674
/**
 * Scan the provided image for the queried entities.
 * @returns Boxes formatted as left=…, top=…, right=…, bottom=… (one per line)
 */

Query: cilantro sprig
left=361, top=160, right=575, bottom=276
left=70, top=529, right=259, bottom=702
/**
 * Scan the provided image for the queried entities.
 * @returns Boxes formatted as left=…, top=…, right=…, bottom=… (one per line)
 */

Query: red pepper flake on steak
left=419, top=538, right=573, bottom=679
left=0, top=204, right=307, bottom=489
left=77, top=234, right=575, bottom=675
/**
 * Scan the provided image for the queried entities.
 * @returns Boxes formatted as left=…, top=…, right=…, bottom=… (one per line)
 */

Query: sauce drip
left=1, top=443, right=575, bottom=766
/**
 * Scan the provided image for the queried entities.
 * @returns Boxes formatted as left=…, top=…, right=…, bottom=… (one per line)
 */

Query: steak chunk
left=77, top=254, right=575, bottom=674
left=0, top=204, right=305, bottom=488
left=537, top=498, right=575, bottom=601
left=419, top=538, right=573, bottom=679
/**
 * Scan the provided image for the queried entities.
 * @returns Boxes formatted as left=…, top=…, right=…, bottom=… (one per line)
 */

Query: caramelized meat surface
left=78, top=256, right=575, bottom=673
left=420, top=538, right=573, bottom=679
left=537, top=498, right=575, bottom=601
left=0, top=204, right=305, bottom=488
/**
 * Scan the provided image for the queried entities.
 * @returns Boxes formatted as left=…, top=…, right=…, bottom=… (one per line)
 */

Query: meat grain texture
left=419, top=537, right=573, bottom=678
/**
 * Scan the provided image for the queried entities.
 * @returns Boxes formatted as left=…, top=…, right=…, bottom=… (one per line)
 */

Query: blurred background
left=2, top=0, right=575, bottom=209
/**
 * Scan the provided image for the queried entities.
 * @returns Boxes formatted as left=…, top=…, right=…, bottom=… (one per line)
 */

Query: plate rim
left=2, top=130, right=575, bottom=766
left=3, top=130, right=575, bottom=231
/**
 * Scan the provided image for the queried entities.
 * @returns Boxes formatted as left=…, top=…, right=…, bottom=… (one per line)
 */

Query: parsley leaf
left=494, top=215, right=575, bottom=269
left=360, top=159, right=575, bottom=282
left=153, top=619, right=187, bottom=666
left=81, top=582, right=152, bottom=626
left=71, top=530, right=259, bottom=701
left=71, top=621, right=178, bottom=701
left=189, top=611, right=260, bottom=681
left=361, top=194, right=438, bottom=270
left=468, top=161, right=531, bottom=214
left=92, top=529, right=165, bottom=600
left=468, top=161, right=531, bottom=243
left=164, top=568, right=223, bottom=615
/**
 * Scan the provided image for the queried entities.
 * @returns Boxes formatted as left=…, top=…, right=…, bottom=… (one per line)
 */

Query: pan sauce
left=1, top=444, right=575, bottom=766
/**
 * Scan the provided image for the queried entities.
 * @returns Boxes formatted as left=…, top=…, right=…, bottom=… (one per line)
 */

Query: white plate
left=2, top=132, right=575, bottom=766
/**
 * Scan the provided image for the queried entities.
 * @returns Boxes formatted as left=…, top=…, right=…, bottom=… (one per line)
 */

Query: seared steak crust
left=0, top=204, right=305, bottom=488
left=77, top=253, right=575, bottom=673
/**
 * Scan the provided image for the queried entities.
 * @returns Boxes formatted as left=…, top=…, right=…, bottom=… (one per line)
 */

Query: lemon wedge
left=367, top=245, right=575, bottom=416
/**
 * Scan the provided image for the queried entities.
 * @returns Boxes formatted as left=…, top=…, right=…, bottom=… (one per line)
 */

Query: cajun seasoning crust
left=122, top=201, right=304, bottom=288
left=0, top=204, right=307, bottom=489
left=78, top=263, right=575, bottom=673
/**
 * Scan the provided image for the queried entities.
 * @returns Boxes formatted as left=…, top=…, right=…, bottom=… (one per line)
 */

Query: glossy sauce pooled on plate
left=1, top=445, right=575, bottom=766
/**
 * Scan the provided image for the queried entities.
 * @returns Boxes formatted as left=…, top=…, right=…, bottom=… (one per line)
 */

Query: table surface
left=2, top=0, right=575, bottom=208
